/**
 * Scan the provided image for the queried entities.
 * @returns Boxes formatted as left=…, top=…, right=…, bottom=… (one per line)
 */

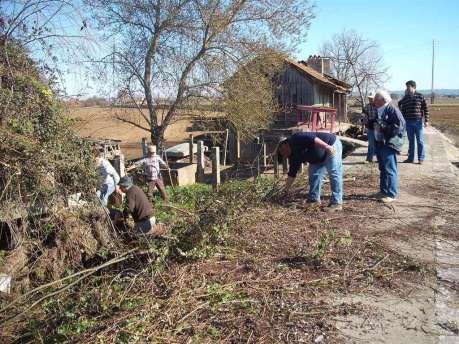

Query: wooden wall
left=276, top=65, right=340, bottom=109
left=276, top=66, right=314, bottom=107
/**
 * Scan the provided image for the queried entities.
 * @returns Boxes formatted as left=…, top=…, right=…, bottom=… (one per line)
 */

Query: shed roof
left=286, top=59, right=351, bottom=93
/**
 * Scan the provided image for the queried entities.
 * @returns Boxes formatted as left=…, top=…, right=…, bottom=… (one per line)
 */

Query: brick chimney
left=306, top=55, right=331, bottom=75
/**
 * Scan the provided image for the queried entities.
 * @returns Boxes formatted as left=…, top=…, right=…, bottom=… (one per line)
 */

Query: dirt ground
left=333, top=127, right=459, bottom=343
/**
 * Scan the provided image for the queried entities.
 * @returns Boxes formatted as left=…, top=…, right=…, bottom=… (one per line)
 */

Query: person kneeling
left=117, top=176, right=166, bottom=236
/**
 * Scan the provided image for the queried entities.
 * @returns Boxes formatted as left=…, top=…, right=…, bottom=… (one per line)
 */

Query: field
left=429, top=103, right=459, bottom=146
left=66, top=106, right=202, bottom=159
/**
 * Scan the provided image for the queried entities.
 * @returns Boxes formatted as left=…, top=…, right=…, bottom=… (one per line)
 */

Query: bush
left=0, top=42, right=108, bottom=294
left=0, top=43, right=96, bottom=219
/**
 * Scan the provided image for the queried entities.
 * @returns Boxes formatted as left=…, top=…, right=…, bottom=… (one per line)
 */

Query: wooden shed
left=275, top=56, right=351, bottom=122
left=226, top=55, right=352, bottom=165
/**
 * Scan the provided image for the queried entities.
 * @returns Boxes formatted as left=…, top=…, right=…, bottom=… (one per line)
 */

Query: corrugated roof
left=286, top=58, right=351, bottom=93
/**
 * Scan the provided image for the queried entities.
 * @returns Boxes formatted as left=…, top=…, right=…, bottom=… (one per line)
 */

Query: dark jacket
left=124, top=185, right=153, bottom=222
left=376, top=104, right=406, bottom=153
left=287, top=132, right=337, bottom=177
left=398, top=92, right=429, bottom=122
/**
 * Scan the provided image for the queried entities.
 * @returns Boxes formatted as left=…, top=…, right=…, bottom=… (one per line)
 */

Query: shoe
left=402, top=159, right=413, bottom=163
left=304, top=199, right=321, bottom=208
left=418, top=160, right=423, bottom=165
left=325, top=203, right=343, bottom=211
left=380, top=196, right=396, bottom=204
left=372, top=191, right=385, bottom=199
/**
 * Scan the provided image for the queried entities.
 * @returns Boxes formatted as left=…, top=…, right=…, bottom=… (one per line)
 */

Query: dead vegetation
left=0, top=42, right=120, bottom=312
left=0, top=166, right=434, bottom=343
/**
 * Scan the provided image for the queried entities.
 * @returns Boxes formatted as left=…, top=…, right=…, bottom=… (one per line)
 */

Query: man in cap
left=373, top=89, right=406, bottom=203
left=277, top=131, right=343, bottom=211
left=362, top=93, right=377, bottom=163
left=117, top=175, right=164, bottom=235
left=127, top=145, right=169, bottom=201
left=398, top=80, right=429, bottom=164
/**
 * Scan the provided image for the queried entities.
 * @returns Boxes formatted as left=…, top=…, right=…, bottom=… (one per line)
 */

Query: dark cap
left=118, top=175, right=133, bottom=188
left=405, top=80, right=416, bottom=88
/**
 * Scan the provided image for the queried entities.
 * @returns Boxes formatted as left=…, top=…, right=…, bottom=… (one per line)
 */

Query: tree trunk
left=150, top=125, right=164, bottom=150
left=144, top=23, right=161, bottom=148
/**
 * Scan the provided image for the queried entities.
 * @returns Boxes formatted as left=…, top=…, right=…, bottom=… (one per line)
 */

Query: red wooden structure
left=296, top=105, right=337, bottom=133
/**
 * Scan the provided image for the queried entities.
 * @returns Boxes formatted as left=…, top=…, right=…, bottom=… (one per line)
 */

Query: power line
left=431, top=39, right=436, bottom=104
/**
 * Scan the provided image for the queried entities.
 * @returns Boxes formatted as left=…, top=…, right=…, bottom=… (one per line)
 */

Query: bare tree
left=0, top=1, right=88, bottom=52
left=84, top=0, right=315, bottom=148
left=320, top=30, right=388, bottom=106
left=0, top=1, right=96, bottom=98
left=1, top=1, right=91, bottom=126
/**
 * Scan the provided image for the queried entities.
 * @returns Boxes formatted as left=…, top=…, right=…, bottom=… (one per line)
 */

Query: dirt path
left=335, top=127, right=459, bottom=343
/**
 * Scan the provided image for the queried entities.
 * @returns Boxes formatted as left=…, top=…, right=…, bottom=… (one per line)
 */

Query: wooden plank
left=211, top=147, right=220, bottom=191
left=197, top=141, right=205, bottom=182
left=189, top=134, right=194, bottom=164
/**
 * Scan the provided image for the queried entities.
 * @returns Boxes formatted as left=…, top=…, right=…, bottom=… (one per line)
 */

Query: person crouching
left=117, top=175, right=164, bottom=235
left=277, top=132, right=343, bottom=211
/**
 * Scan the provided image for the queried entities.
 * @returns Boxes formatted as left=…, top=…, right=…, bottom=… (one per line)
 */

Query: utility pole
left=431, top=40, right=436, bottom=104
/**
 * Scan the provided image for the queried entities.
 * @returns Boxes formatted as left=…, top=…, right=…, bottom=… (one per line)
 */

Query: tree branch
left=114, top=115, right=150, bottom=132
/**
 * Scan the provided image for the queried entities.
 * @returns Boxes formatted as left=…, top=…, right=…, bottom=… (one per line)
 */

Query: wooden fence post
left=282, top=157, right=289, bottom=174
left=211, top=147, right=220, bottom=191
left=141, top=137, right=148, bottom=157
left=273, top=156, right=279, bottom=179
left=197, top=140, right=205, bottom=182
left=261, top=143, right=267, bottom=171
left=113, top=153, right=126, bottom=177
left=223, top=128, right=229, bottom=166
left=189, top=134, right=194, bottom=164
left=236, top=132, right=241, bottom=166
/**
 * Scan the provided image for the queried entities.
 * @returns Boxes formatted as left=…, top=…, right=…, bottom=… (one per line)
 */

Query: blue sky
left=56, top=0, right=458, bottom=96
left=298, top=0, right=459, bottom=90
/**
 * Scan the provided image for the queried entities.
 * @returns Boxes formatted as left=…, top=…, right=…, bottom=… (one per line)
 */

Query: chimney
left=307, top=55, right=331, bottom=75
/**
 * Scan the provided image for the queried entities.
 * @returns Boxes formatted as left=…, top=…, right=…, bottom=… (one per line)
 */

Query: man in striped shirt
left=398, top=80, right=429, bottom=164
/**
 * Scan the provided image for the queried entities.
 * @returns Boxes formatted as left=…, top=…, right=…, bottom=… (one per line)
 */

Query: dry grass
left=429, top=103, right=459, bottom=146
left=1, top=166, right=438, bottom=343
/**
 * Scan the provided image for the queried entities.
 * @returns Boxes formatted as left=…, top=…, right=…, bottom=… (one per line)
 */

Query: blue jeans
left=308, top=139, right=343, bottom=204
left=376, top=145, right=398, bottom=198
left=366, top=129, right=376, bottom=162
left=406, top=119, right=425, bottom=161
left=97, top=181, right=116, bottom=206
